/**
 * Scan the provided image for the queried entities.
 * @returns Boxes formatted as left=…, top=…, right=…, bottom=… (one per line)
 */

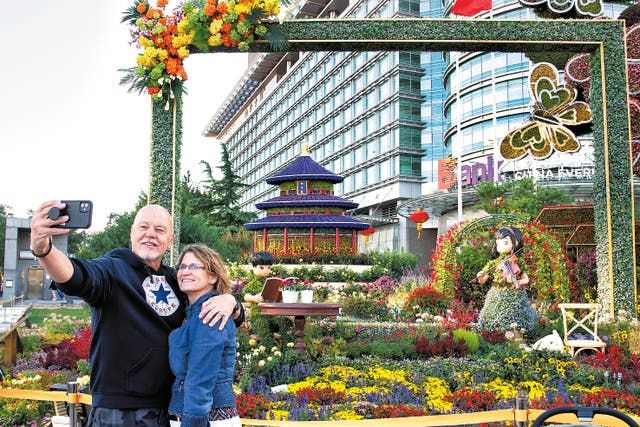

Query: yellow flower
left=266, top=409, right=289, bottom=420
left=139, top=36, right=151, bottom=48
left=208, top=34, right=222, bottom=46
left=177, top=18, right=190, bottom=33
left=258, top=360, right=265, bottom=367
left=172, top=33, right=194, bottom=49
left=210, top=19, right=223, bottom=34
left=177, top=46, right=190, bottom=58
left=331, top=410, right=364, bottom=420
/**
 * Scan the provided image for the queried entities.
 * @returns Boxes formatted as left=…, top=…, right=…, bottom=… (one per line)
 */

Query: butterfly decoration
left=518, top=0, right=603, bottom=17
left=499, top=62, right=592, bottom=160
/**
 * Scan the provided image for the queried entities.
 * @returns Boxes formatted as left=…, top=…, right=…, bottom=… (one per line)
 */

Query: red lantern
left=359, top=226, right=375, bottom=245
left=409, top=208, right=429, bottom=239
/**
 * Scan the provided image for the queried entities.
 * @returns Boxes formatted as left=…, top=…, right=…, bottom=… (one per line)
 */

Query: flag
left=451, top=0, right=492, bottom=16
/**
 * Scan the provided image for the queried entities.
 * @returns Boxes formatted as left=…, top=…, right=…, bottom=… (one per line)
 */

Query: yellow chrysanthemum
left=136, top=51, right=158, bottom=68
left=177, top=18, right=190, bottom=33
left=210, top=19, right=224, bottom=34
left=232, top=0, right=252, bottom=15
left=286, top=378, right=317, bottom=394
left=517, top=381, right=546, bottom=401
left=421, top=376, right=453, bottom=412
left=177, top=46, right=190, bottom=59
left=172, top=33, right=194, bottom=48
left=331, top=410, right=364, bottom=420
left=139, top=36, right=151, bottom=48
left=266, top=409, right=289, bottom=420
left=208, top=34, right=223, bottom=46
left=484, top=378, right=519, bottom=400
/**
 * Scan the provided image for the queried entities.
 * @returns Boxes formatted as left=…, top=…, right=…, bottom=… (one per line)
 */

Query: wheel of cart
left=531, top=406, right=640, bottom=427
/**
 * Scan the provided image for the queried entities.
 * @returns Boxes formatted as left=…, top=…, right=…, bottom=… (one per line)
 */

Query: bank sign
left=437, top=155, right=595, bottom=190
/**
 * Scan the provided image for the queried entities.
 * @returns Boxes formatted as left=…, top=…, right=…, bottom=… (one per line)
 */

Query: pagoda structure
left=244, top=143, right=370, bottom=257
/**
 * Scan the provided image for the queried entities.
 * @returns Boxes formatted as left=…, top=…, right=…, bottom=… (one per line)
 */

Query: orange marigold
left=148, top=86, right=161, bottom=95
left=166, top=57, right=181, bottom=75
left=217, top=2, right=228, bottom=14
left=137, top=2, right=147, bottom=13
left=157, top=0, right=169, bottom=6
left=204, top=4, right=217, bottom=15
left=146, top=8, right=163, bottom=19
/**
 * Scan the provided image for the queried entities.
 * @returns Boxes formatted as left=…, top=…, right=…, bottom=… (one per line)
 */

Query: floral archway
left=121, top=1, right=635, bottom=315
left=429, top=216, right=572, bottom=309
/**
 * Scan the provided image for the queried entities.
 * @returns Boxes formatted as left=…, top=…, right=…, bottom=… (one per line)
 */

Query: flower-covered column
left=150, top=93, right=182, bottom=263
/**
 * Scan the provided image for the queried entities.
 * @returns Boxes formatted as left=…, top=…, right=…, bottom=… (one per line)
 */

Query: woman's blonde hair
left=177, top=244, right=231, bottom=294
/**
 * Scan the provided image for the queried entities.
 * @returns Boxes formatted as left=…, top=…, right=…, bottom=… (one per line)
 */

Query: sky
left=0, top=0, right=248, bottom=230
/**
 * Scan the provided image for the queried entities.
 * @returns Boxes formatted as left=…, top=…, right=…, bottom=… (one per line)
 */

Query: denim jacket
left=168, top=291, right=237, bottom=427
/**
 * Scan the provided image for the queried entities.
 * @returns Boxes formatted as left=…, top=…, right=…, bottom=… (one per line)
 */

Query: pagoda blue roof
left=255, top=195, right=359, bottom=210
left=266, top=154, right=343, bottom=185
left=244, top=214, right=371, bottom=230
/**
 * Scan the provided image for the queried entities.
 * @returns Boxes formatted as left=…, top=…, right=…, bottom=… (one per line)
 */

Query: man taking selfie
left=30, top=200, right=245, bottom=427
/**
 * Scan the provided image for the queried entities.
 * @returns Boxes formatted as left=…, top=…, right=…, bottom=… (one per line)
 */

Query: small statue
left=476, top=226, right=537, bottom=333
left=243, top=251, right=276, bottom=303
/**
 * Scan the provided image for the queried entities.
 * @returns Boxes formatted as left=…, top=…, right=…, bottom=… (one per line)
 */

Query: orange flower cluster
left=142, top=2, right=187, bottom=89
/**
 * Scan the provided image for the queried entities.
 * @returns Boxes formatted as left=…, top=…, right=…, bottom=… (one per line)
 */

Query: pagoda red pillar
left=334, top=227, right=339, bottom=254
left=310, top=228, right=314, bottom=256
left=284, top=228, right=289, bottom=255
left=262, top=228, right=267, bottom=252
left=253, top=231, right=258, bottom=252
left=351, top=230, right=357, bottom=256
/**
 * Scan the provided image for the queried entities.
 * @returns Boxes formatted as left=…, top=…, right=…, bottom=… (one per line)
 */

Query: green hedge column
left=150, top=86, right=183, bottom=264
left=589, top=40, right=637, bottom=316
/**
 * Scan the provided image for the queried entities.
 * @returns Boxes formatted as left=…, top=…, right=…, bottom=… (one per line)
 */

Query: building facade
left=2, top=218, right=68, bottom=300
left=204, top=0, right=627, bottom=265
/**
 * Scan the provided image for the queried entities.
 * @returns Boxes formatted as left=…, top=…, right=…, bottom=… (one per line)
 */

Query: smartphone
left=50, top=200, right=93, bottom=229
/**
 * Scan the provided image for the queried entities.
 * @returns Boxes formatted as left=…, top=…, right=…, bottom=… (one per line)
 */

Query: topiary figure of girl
left=476, top=226, right=537, bottom=333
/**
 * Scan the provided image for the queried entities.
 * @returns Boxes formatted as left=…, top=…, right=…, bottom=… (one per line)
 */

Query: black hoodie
left=56, top=248, right=186, bottom=409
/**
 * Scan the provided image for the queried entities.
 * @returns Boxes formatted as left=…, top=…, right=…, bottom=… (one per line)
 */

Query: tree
left=474, top=177, right=574, bottom=220
left=200, top=144, right=256, bottom=228
left=76, top=194, right=147, bottom=260
left=0, top=204, right=12, bottom=273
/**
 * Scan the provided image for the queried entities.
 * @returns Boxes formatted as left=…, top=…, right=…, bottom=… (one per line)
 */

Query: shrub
left=415, top=331, right=469, bottom=357
left=442, top=299, right=478, bottom=330
left=481, top=330, right=507, bottom=345
left=452, top=328, right=481, bottom=353
left=342, top=294, right=392, bottom=321
left=370, top=249, right=419, bottom=279
left=403, top=285, right=449, bottom=316
left=569, top=250, right=598, bottom=303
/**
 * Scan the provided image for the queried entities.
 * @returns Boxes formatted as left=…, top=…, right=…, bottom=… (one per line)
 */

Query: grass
left=27, top=306, right=91, bottom=327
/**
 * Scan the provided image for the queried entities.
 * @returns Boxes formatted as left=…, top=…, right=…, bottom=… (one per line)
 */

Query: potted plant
left=281, top=277, right=302, bottom=303
left=299, top=281, right=315, bottom=303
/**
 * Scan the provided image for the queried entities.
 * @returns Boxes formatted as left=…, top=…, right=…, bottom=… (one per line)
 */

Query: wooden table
left=258, top=302, right=342, bottom=352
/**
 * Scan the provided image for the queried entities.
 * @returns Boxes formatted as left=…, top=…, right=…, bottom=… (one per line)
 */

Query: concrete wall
left=3, top=217, right=68, bottom=300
